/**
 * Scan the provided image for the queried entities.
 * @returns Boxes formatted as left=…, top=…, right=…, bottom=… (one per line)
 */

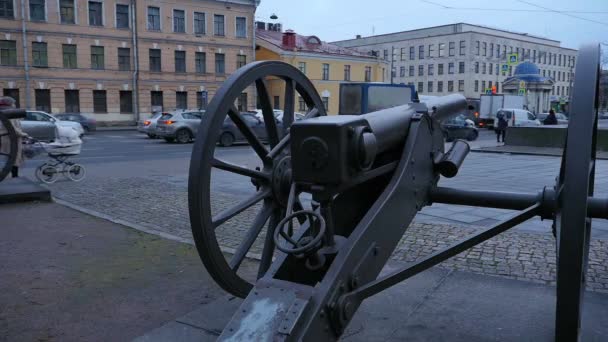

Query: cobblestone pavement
left=46, top=175, right=608, bottom=294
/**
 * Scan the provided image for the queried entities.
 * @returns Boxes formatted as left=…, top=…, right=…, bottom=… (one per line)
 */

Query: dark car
left=54, top=113, right=97, bottom=132
left=442, top=115, right=479, bottom=142
left=218, top=112, right=283, bottom=147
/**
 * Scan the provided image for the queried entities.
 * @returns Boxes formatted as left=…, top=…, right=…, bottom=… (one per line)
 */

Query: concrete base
left=133, top=265, right=608, bottom=341
left=505, top=126, right=608, bottom=151
left=0, top=177, right=51, bottom=204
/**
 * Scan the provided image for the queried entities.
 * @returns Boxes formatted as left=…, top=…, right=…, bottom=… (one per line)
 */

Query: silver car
left=137, top=112, right=165, bottom=138
left=156, top=110, right=205, bottom=143
left=22, top=111, right=85, bottom=141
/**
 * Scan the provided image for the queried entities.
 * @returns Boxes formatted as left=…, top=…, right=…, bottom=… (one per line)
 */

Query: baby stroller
left=25, top=126, right=86, bottom=184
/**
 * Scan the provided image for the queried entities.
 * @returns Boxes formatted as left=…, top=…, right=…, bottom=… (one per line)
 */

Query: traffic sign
left=502, top=64, right=509, bottom=73
left=507, top=53, right=518, bottom=65
left=485, top=88, right=492, bottom=95
left=519, top=81, right=526, bottom=88
left=518, top=88, right=526, bottom=95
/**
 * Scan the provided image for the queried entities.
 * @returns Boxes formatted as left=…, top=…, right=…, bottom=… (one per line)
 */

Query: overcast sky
left=255, top=0, right=608, bottom=50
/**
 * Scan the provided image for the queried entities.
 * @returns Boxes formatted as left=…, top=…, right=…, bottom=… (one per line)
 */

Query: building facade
left=333, top=23, right=577, bottom=107
left=0, top=0, right=257, bottom=124
left=255, top=25, right=388, bottom=115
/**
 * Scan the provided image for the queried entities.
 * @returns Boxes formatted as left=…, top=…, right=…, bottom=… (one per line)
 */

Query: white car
left=493, top=108, right=541, bottom=127
left=25, top=111, right=85, bottom=138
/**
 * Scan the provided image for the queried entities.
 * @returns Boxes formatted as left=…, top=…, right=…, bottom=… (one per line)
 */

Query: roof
left=256, top=29, right=377, bottom=59
left=514, top=62, right=540, bottom=76
left=504, top=61, right=552, bottom=83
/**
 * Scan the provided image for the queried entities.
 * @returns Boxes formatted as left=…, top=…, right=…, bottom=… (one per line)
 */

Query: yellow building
left=255, top=26, right=388, bottom=115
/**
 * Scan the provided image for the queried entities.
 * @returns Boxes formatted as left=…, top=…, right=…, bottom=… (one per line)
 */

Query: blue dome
left=514, top=62, right=540, bottom=75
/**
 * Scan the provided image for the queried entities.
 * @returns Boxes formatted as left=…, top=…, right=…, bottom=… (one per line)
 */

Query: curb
left=96, top=127, right=138, bottom=131
left=471, top=148, right=608, bottom=160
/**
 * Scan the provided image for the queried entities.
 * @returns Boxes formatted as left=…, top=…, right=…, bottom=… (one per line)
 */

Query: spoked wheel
left=188, top=61, right=327, bottom=297
left=66, top=163, right=86, bottom=182
left=553, top=44, right=600, bottom=340
left=36, top=163, right=59, bottom=184
left=0, top=115, right=18, bottom=182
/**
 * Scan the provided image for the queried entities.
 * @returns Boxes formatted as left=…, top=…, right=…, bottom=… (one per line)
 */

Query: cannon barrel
left=425, top=94, right=469, bottom=122
left=0, top=109, right=26, bottom=119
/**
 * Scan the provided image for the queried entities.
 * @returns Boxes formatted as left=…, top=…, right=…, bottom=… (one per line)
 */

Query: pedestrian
left=544, top=109, right=558, bottom=125
left=0, top=96, right=27, bottom=178
left=495, top=112, right=508, bottom=143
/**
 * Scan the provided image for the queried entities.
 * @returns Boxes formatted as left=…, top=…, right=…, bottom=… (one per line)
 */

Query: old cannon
left=0, top=108, right=26, bottom=182
left=188, top=43, right=607, bottom=341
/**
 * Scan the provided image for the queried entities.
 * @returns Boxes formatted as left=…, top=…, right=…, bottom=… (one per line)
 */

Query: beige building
left=0, top=0, right=257, bottom=124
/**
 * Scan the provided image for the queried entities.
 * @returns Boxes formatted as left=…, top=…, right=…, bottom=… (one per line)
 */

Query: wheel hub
left=271, top=156, right=292, bottom=207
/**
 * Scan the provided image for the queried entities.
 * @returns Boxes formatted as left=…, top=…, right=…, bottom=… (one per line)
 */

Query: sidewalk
left=472, top=144, right=608, bottom=159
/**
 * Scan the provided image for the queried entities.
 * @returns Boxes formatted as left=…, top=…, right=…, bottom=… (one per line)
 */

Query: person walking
left=0, top=97, right=27, bottom=177
left=495, top=112, right=508, bottom=143
left=544, top=109, right=558, bottom=125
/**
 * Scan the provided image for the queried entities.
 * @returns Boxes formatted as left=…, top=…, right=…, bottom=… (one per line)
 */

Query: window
left=151, top=91, right=163, bottom=110
left=448, top=81, right=454, bottom=92
left=428, top=64, right=434, bottom=76
left=365, top=66, right=371, bottom=82
left=496, top=44, right=501, bottom=58
left=215, top=53, right=225, bottom=74
left=173, top=10, right=185, bottom=33
left=62, top=44, right=76, bottom=68
left=0, top=0, right=14, bottom=18
left=400, top=47, right=406, bottom=61
left=428, top=44, right=434, bottom=58
left=496, top=64, right=499, bottom=75
left=118, top=48, right=130, bottom=71
left=458, top=80, right=464, bottom=92
left=438, top=43, right=445, bottom=57
left=481, top=62, right=486, bottom=74
left=147, top=6, right=160, bottom=30
left=409, top=47, right=414, bottom=60
left=409, top=65, right=414, bottom=76
left=197, top=91, right=207, bottom=109
left=149, top=49, right=161, bottom=72
left=428, top=81, right=433, bottom=93
left=448, top=62, right=454, bottom=74
left=174, top=51, right=185, bottom=72
left=116, top=4, right=129, bottom=28
left=437, top=81, right=443, bottom=92
left=35, top=89, right=51, bottom=112
left=459, top=40, right=465, bottom=56
left=298, top=96, right=306, bottom=112
left=214, top=14, right=225, bottom=36
left=383, top=49, right=388, bottom=60
left=458, top=61, right=464, bottom=74
left=475, top=41, right=480, bottom=55
left=64, top=90, right=80, bottom=112
left=237, top=93, right=247, bottom=111
left=299, top=62, right=306, bottom=74
left=30, top=0, right=45, bottom=21
left=93, top=90, right=107, bottom=113
left=474, top=80, right=479, bottom=92
left=417, top=82, right=423, bottom=93
left=488, top=81, right=492, bottom=89
left=438, top=64, right=443, bottom=75
left=237, top=54, right=246, bottom=69
left=481, top=80, right=486, bottom=91
left=176, top=91, right=187, bottom=109
left=474, top=62, right=479, bottom=73
left=489, top=43, right=493, bottom=57
left=32, top=42, right=47, bottom=67
left=195, top=52, right=206, bottom=73
left=449, top=42, right=455, bottom=56
left=400, top=66, right=405, bottom=77
left=322, top=63, right=329, bottom=80
left=119, top=91, right=133, bottom=113
left=482, top=42, right=487, bottom=56
left=0, top=40, right=16, bottom=66
left=322, top=97, right=329, bottom=111
left=418, top=45, right=424, bottom=59
left=489, top=63, right=493, bottom=75
left=90, top=46, right=104, bottom=69
left=59, top=0, right=74, bottom=23
left=194, top=12, right=205, bottom=34
left=344, top=65, right=351, bottom=81
left=88, top=1, right=102, bottom=26
left=236, top=17, right=247, bottom=38
left=418, top=65, right=423, bottom=76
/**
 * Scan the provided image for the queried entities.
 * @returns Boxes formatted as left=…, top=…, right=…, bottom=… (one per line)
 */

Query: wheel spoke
left=227, top=106, right=269, bottom=161
left=304, top=107, right=319, bottom=119
left=267, top=133, right=290, bottom=160
left=211, top=158, right=270, bottom=181
left=255, top=78, right=280, bottom=147
left=258, top=208, right=283, bottom=279
left=282, top=79, right=295, bottom=132
left=212, top=188, right=271, bottom=228
left=229, top=201, right=275, bottom=271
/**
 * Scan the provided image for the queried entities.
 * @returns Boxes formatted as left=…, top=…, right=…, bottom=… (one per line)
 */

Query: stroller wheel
left=66, top=164, right=86, bottom=182
left=36, top=164, right=59, bottom=184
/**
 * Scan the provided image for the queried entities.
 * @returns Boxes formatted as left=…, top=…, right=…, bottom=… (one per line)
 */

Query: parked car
left=54, top=113, right=97, bottom=132
left=218, top=112, right=284, bottom=147
left=493, top=108, right=541, bottom=128
left=156, top=110, right=205, bottom=143
left=253, top=109, right=304, bottom=123
left=137, top=112, right=165, bottom=138
left=537, top=112, right=569, bottom=125
left=22, top=111, right=84, bottom=141
left=442, top=115, right=479, bottom=141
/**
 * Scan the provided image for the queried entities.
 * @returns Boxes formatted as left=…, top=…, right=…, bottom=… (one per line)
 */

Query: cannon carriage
left=187, top=44, right=607, bottom=341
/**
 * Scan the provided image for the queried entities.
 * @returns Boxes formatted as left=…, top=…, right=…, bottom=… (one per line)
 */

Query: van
left=494, top=108, right=541, bottom=128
